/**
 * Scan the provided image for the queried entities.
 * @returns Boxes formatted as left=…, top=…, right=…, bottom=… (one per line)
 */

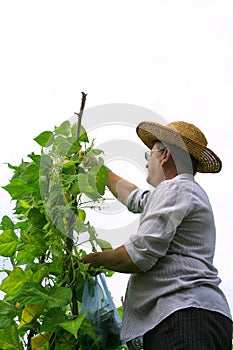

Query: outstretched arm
left=82, top=245, right=141, bottom=273
left=107, top=171, right=138, bottom=206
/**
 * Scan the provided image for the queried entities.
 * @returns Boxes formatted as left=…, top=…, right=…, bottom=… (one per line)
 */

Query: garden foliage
left=0, top=120, right=125, bottom=349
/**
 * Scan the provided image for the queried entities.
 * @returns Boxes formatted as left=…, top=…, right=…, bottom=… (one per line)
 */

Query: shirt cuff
left=124, top=241, right=158, bottom=272
left=127, top=188, right=150, bottom=213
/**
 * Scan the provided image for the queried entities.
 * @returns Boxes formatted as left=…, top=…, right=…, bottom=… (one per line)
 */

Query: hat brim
left=136, top=121, right=222, bottom=173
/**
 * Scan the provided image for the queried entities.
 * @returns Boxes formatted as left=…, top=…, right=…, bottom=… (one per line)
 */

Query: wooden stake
left=75, top=92, right=88, bottom=139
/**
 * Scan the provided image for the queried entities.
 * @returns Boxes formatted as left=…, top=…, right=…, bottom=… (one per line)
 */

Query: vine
left=0, top=95, right=125, bottom=349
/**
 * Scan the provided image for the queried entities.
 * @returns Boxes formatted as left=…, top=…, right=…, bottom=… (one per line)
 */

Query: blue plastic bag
left=81, top=273, right=122, bottom=349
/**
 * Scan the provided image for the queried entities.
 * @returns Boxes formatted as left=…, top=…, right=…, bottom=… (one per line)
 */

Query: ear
left=160, top=149, right=171, bottom=167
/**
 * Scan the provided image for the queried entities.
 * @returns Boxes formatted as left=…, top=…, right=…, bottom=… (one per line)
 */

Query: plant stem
left=76, top=92, right=88, bottom=139
left=64, top=92, right=88, bottom=318
left=26, top=330, right=33, bottom=350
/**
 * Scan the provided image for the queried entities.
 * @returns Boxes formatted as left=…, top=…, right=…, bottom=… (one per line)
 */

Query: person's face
left=145, top=142, right=166, bottom=187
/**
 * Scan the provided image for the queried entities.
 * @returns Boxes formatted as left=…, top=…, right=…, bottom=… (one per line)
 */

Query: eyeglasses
left=145, top=149, right=165, bottom=161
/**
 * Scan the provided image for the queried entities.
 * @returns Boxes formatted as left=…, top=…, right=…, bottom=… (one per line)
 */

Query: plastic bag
left=81, top=273, right=122, bottom=349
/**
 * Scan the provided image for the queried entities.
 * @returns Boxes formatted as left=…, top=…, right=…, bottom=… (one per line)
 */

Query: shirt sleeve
left=127, top=188, right=150, bottom=213
left=124, top=180, right=192, bottom=272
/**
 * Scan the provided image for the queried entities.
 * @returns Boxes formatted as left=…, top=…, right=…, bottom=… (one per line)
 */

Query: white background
left=0, top=0, right=233, bottom=311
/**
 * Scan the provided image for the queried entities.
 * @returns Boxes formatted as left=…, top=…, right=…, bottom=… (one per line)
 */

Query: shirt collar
left=175, top=173, right=194, bottom=182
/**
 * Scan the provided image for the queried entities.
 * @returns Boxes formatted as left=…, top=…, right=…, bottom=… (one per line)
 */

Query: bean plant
left=0, top=118, right=125, bottom=350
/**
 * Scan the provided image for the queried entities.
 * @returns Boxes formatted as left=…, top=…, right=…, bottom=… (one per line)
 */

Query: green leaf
left=39, top=176, right=49, bottom=197
left=2, top=178, right=35, bottom=199
left=96, top=238, right=112, bottom=251
left=6, top=163, right=18, bottom=171
left=70, top=181, right=80, bottom=196
left=47, top=184, right=64, bottom=204
left=0, top=216, right=15, bottom=230
left=0, top=229, right=18, bottom=257
left=77, top=209, right=86, bottom=222
left=62, top=160, right=77, bottom=175
left=30, top=332, right=50, bottom=349
left=79, top=126, right=89, bottom=142
left=0, top=267, right=28, bottom=295
left=30, top=264, right=50, bottom=283
left=74, top=216, right=87, bottom=233
left=77, top=173, right=99, bottom=201
left=7, top=282, right=49, bottom=305
left=72, top=124, right=89, bottom=142
left=41, top=308, right=67, bottom=332
left=90, top=148, right=103, bottom=156
left=53, top=135, right=73, bottom=156
left=55, top=120, right=71, bottom=136
left=67, top=139, right=82, bottom=155
left=87, top=224, right=98, bottom=242
left=27, top=152, right=41, bottom=165
left=14, top=221, right=28, bottom=230
left=0, top=300, right=15, bottom=315
left=93, top=165, right=108, bottom=195
left=18, top=303, right=44, bottom=329
left=0, top=325, right=23, bottom=349
left=47, top=286, right=72, bottom=308
left=73, top=209, right=87, bottom=232
left=117, top=305, right=123, bottom=319
left=59, top=312, right=87, bottom=338
left=28, top=208, right=47, bottom=229
left=0, top=301, right=17, bottom=329
left=34, top=131, right=54, bottom=147
left=80, top=318, right=97, bottom=342
left=40, top=154, right=53, bottom=169
left=49, top=257, right=63, bottom=276
left=20, top=163, right=39, bottom=186
left=18, top=200, right=31, bottom=210
left=16, top=244, right=44, bottom=265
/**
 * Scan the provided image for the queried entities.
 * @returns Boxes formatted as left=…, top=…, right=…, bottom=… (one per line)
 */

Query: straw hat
left=136, top=121, right=222, bottom=173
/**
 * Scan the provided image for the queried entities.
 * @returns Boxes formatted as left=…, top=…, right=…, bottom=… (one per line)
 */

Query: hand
left=81, top=252, right=100, bottom=268
left=81, top=246, right=141, bottom=273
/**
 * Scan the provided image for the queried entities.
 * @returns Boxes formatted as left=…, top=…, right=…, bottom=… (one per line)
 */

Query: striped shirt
left=121, top=173, right=232, bottom=343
